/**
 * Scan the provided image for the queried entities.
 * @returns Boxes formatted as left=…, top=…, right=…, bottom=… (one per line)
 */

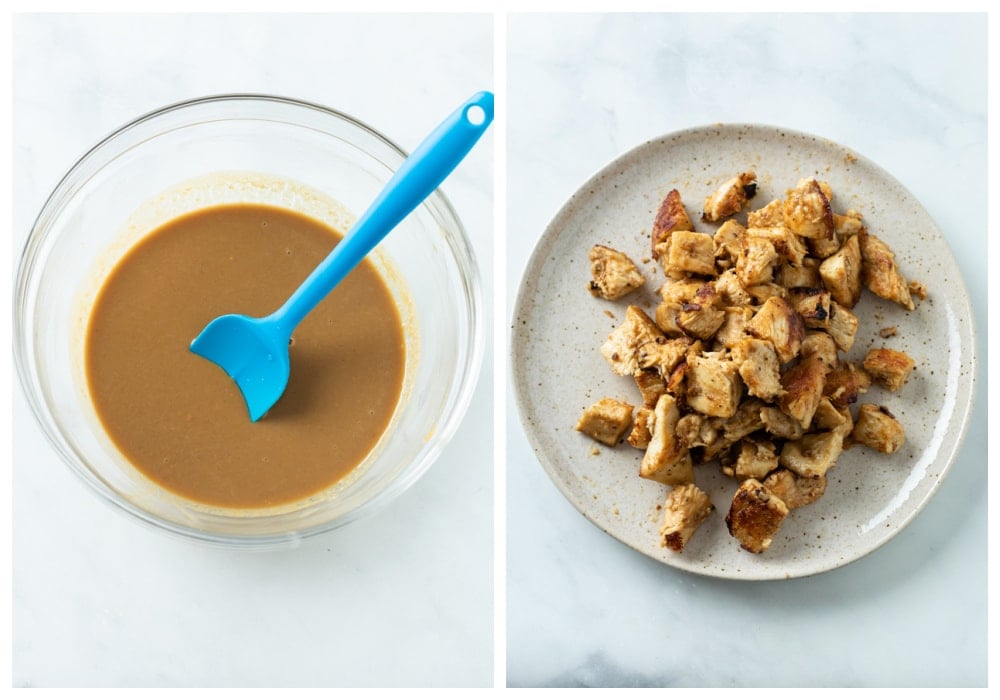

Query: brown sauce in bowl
left=85, top=203, right=406, bottom=509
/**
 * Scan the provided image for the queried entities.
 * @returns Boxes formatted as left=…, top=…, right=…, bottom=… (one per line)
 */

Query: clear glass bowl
left=14, top=94, right=484, bottom=548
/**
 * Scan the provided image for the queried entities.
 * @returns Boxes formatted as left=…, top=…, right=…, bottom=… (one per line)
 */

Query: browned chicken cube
left=637, top=336, right=693, bottom=377
left=633, top=368, right=666, bottom=408
left=659, top=483, right=714, bottom=552
left=730, top=438, right=779, bottom=480
left=827, top=301, right=859, bottom=352
left=747, top=225, right=808, bottom=266
left=575, top=398, right=634, bottom=446
left=779, top=431, right=844, bottom=478
left=713, top=220, right=746, bottom=262
left=852, top=404, right=905, bottom=454
left=675, top=412, right=723, bottom=450
left=666, top=230, right=716, bottom=277
left=760, top=405, right=804, bottom=441
left=788, top=287, right=832, bottom=330
left=776, top=259, right=822, bottom=289
left=731, top=337, right=783, bottom=401
left=703, top=171, right=757, bottom=222
left=651, top=189, right=696, bottom=259
left=736, top=235, right=778, bottom=287
left=627, top=407, right=653, bottom=449
left=762, top=469, right=827, bottom=509
left=588, top=244, right=646, bottom=300
left=714, top=269, right=753, bottom=307
left=726, top=478, right=789, bottom=554
left=640, top=394, right=694, bottom=485
left=600, top=305, right=665, bottom=375
left=746, top=296, right=805, bottom=363
left=812, top=397, right=854, bottom=438
left=685, top=352, right=743, bottom=418
left=747, top=198, right=785, bottom=228
left=823, top=361, right=872, bottom=409
left=859, top=231, right=915, bottom=310
left=745, top=282, right=788, bottom=305
left=779, top=355, right=830, bottom=429
left=783, top=178, right=834, bottom=240
left=800, top=331, right=839, bottom=371
left=863, top=348, right=916, bottom=392
left=819, top=235, right=862, bottom=308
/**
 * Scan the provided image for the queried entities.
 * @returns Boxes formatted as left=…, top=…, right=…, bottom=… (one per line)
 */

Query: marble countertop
left=12, top=14, right=493, bottom=688
left=506, top=13, right=987, bottom=687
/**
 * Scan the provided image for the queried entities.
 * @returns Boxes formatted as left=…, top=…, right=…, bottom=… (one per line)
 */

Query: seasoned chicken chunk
left=659, top=483, right=714, bottom=552
left=746, top=225, right=808, bottom=266
left=640, top=394, right=694, bottom=485
left=859, top=231, right=915, bottom=310
left=776, top=258, right=822, bottom=289
left=633, top=368, right=666, bottom=408
left=778, top=355, right=829, bottom=429
left=714, top=268, right=753, bottom=307
left=725, top=478, right=789, bottom=554
left=736, top=235, right=778, bottom=287
left=588, top=244, right=646, bottom=300
left=600, top=305, right=665, bottom=375
left=812, top=397, right=854, bottom=438
left=575, top=398, right=634, bottom=446
left=651, top=189, right=696, bottom=259
left=627, top=407, right=653, bottom=449
left=762, top=469, right=827, bottom=509
left=819, top=235, right=862, bottom=308
left=713, top=220, right=746, bottom=262
left=746, top=296, right=805, bottom=364
left=685, top=352, right=743, bottom=418
left=852, top=404, right=905, bottom=453
left=713, top=306, right=753, bottom=350
left=779, top=431, right=843, bottom=478
left=727, top=438, right=779, bottom=480
left=862, top=347, right=916, bottom=392
left=637, top=336, right=693, bottom=377
left=675, top=412, right=723, bottom=450
left=731, top=337, right=783, bottom=401
left=800, top=331, right=839, bottom=371
left=826, top=301, right=859, bottom=353
left=788, top=287, right=832, bottom=330
left=747, top=198, right=784, bottom=228
left=666, top=230, right=716, bottom=277
left=703, top=171, right=757, bottom=222
left=783, top=178, right=834, bottom=240
left=823, top=361, right=871, bottom=409
left=760, top=405, right=804, bottom=441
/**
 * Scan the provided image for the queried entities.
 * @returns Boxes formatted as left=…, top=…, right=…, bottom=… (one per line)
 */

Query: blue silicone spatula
left=190, top=91, right=494, bottom=421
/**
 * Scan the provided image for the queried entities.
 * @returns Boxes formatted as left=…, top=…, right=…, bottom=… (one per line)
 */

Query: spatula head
left=190, top=314, right=291, bottom=422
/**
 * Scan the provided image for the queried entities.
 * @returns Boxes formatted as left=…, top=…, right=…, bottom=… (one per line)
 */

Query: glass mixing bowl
left=14, top=94, right=484, bottom=547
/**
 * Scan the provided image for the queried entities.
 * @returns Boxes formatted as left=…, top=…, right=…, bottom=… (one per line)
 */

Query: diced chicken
left=736, top=235, right=778, bottom=287
left=823, top=361, right=872, bottom=409
left=762, top=469, right=827, bottom=509
left=659, top=483, right=714, bottom=553
left=666, top=230, right=716, bottom=277
left=651, top=189, right=696, bottom=259
left=779, top=431, right=844, bottom=477
left=720, top=398, right=767, bottom=443
left=640, top=394, right=694, bottom=485
left=833, top=209, right=864, bottom=241
left=783, top=178, right=834, bottom=240
left=675, top=412, right=723, bottom=450
left=588, top=245, right=646, bottom=300
left=778, top=355, right=829, bottom=429
left=859, top=231, right=915, bottom=310
left=633, top=368, right=666, bottom=408
left=788, top=287, right=832, bottom=330
left=703, top=171, right=757, bottom=222
left=852, top=404, right=905, bottom=453
left=575, top=398, right=634, bottom=446
left=819, top=235, right=862, bottom=308
left=627, top=407, right=653, bottom=449
left=600, top=305, right=665, bottom=375
left=812, top=397, right=854, bottom=438
left=728, top=438, right=779, bottom=480
left=746, top=226, right=808, bottom=266
left=746, top=296, right=805, bottom=363
left=674, top=284, right=726, bottom=340
left=760, top=405, right=804, bottom=441
left=714, top=269, right=753, bottom=308
left=659, top=277, right=706, bottom=305
left=654, top=302, right=683, bottom=336
left=664, top=358, right=688, bottom=396
left=637, top=336, right=693, bottom=377
left=863, top=347, right=916, bottom=392
left=725, top=478, right=789, bottom=554
left=747, top=198, right=785, bottom=228
left=800, top=331, right=839, bottom=372
left=731, top=337, right=783, bottom=401
left=713, top=220, right=746, bottom=262
left=713, top=306, right=753, bottom=350
left=776, top=258, right=822, bottom=289
left=827, top=301, right=858, bottom=352
left=685, top=352, right=743, bottom=418
left=745, top=282, right=788, bottom=305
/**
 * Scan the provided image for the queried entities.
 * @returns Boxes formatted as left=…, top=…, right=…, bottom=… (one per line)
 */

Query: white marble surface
left=12, top=14, right=493, bottom=687
left=507, top=13, right=987, bottom=687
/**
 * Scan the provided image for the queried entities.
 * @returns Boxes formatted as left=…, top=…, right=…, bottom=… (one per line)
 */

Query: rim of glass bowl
left=13, top=93, right=485, bottom=549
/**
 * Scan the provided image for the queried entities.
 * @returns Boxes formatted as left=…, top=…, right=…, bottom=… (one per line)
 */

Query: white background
left=506, top=13, right=987, bottom=687
left=12, top=13, right=494, bottom=687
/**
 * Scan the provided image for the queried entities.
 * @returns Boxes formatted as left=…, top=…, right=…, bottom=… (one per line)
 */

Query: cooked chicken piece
left=746, top=296, right=805, bottom=364
left=760, top=405, right=804, bottom=441
left=713, top=220, right=746, bottom=262
left=575, top=398, right=634, bottom=446
left=703, top=171, right=757, bottom=222
left=800, top=331, right=839, bottom=372
left=685, top=352, right=743, bottom=418
left=731, top=337, right=783, bottom=401
left=600, top=305, right=665, bottom=375
left=666, top=230, right=716, bottom=277
left=747, top=198, right=784, bottom=228
left=675, top=412, right=724, bottom=451
left=588, top=245, right=646, bottom=300
left=728, top=438, right=779, bottom=480
left=665, top=358, right=688, bottom=397
left=725, top=478, right=789, bottom=554
left=823, top=361, right=872, bottom=409
left=659, top=277, right=706, bottom=305
left=783, top=178, right=834, bottom=240
left=762, top=469, right=827, bottom=509
left=654, top=302, right=683, bottom=336
left=779, top=355, right=829, bottom=429
left=673, top=284, right=726, bottom=340
left=776, top=258, right=822, bottom=289
left=736, top=235, right=778, bottom=287
left=808, top=227, right=842, bottom=259
left=859, top=230, right=915, bottom=310
left=746, top=226, right=808, bottom=266
left=640, top=394, right=694, bottom=485
left=637, top=336, right=693, bottom=377
left=833, top=209, right=864, bottom=242
left=633, top=368, right=666, bottom=408
left=659, top=483, right=714, bottom=552
left=863, top=347, right=916, bottom=392
left=713, top=306, right=753, bottom=350
left=713, top=269, right=752, bottom=307
left=908, top=280, right=928, bottom=301
left=788, top=287, right=832, bottom=330
left=745, top=282, right=788, bottom=305
left=720, top=398, right=767, bottom=443
left=812, top=397, right=854, bottom=438
left=819, top=235, right=862, bottom=308
left=651, top=189, right=696, bottom=259
left=852, top=403, right=905, bottom=454
left=627, top=407, right=653, bottom=449
left=779, top=431, right=843, bottom=477
left=827, top=300, right=859, bottom=352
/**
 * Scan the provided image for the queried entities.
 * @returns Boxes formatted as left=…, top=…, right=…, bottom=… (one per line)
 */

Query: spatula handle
left=275, top=91, right=494, bottom=331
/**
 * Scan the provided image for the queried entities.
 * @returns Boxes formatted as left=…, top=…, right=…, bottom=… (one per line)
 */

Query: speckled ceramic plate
left=511, top=124, right=976, bottom=580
